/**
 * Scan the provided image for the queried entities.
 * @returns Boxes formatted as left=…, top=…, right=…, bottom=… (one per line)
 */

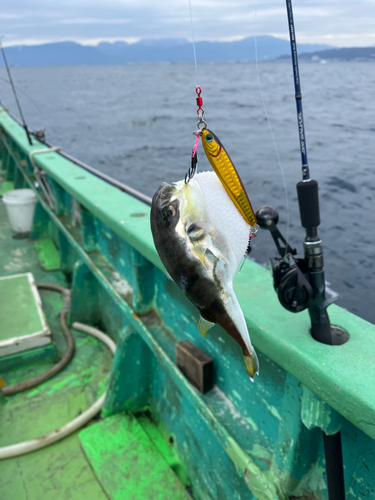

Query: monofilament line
left=0, top=35, right=32, bottom=145
left=0, top=77, right=41, bottom=113
left=188, top=0, right=198, bottom=72
left=254, top=13, right=290, bottom=256
left=0, top=37, right=27, bottom=127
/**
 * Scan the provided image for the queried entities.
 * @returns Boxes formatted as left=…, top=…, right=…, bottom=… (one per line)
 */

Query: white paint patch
left=4, top=258, right=25, bottom=272
left=212, top=386, right=251, bottom=431
left=12, top=248, right=23, bottom=257
left=290, top=463, right=326, bottom=497
left=111, top=272, right=133, bottom=297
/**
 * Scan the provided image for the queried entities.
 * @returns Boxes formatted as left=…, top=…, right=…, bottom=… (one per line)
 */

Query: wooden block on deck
left=79, top=413, right=190, bottom=500
left=176, top=340, right=214, bottom=393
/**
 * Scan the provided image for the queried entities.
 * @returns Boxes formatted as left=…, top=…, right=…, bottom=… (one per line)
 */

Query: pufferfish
left=150, top=171, right=259, bottom=380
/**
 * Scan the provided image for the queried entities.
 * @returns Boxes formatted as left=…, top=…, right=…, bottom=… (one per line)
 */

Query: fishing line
left=0, top=76, right=41, bottom=114
left=254, top=12, right=290, bottom=256
left=185, top=0, right=203, bottom=184
left=188, top=0, right=198, bottom=72
left=0, top=36, right=32, bottom=145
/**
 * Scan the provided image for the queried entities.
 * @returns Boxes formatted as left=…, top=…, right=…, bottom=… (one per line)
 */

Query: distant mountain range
left=1, top=36, right=332, bottom=67
left=278, top=46, right=375, bottom=62
left=2, top=37, right=373, bottom=67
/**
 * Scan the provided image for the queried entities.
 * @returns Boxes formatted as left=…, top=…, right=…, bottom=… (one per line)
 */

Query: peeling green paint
left=261, top=398, right=282, bottom=421
left=34, top=238, right=60, bottom=271
left=246, top=416, right=259, bottom=432
left=301, top=385, right=343, bottom=435
left=225, top=436, right=285, bottom=500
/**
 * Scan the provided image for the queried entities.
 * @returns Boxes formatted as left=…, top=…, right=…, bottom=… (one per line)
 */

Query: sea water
left=1, top=62, right=374, bottom=323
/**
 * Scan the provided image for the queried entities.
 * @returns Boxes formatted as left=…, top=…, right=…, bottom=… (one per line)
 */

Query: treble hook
left=184, top=150, right=198, bottom=183
left=185, top=132, right=200, bottom=184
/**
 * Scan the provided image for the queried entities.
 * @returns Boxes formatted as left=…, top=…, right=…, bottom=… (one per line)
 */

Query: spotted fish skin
left=150, top=174, right=259, bottom=380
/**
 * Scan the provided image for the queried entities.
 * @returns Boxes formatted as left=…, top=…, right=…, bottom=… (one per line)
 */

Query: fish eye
left=206, top=134, right=213, bottom=142
left=167, top=205, right=176, bottom=217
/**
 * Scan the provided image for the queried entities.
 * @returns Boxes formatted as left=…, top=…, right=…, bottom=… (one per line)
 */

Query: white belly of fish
left=194, top=171, right=250, bottom=270
left=163, top=171, right=259, bottom=379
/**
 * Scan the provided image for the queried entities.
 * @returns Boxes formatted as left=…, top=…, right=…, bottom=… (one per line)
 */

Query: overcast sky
left=2, top=0, right=375, bottom=48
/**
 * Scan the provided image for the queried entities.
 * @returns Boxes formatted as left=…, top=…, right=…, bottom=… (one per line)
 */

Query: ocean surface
left=1, top=62, right=374, bottom=324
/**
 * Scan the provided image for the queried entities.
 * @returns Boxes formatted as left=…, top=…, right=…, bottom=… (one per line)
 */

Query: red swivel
left=196, top=86, right=204, bottom=115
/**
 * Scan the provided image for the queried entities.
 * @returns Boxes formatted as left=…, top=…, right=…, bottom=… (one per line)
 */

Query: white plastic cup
left=3, top=189, right=37, bottom=233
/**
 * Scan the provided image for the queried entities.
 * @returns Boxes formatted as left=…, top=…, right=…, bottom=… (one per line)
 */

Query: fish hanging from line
left=150, top=171, right=259, bottom=380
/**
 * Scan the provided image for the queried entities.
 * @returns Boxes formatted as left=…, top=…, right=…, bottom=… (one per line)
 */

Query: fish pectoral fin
left=188, top=221, right=216, bottom=240
left=195, top=220, right=216, bottom=237
left=192, top=240, right=208, bottom=268
left=244, top=349, right=260, bottom=382
left=187, top=224, right=206, bottom=241
left=198, top=316, right=215, bottom=338
left=187, top=223, right=209, bottom=268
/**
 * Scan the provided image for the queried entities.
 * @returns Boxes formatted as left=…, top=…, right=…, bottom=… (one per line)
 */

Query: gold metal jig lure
left=201, top=128, right=258, bottom=228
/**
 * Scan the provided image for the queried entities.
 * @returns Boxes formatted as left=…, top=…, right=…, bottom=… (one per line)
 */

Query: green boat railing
left=0, top=106, right=374, bottom=500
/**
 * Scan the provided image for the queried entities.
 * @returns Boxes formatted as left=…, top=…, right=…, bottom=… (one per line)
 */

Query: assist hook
left=185, top=85, right=206, bottom=184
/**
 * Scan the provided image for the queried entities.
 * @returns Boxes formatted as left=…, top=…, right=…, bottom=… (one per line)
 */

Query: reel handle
left=255, top=206, right=296, bottom=257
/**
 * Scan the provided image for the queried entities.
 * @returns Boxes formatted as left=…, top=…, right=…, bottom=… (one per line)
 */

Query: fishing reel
left=255, top=205, right=314, bottom=313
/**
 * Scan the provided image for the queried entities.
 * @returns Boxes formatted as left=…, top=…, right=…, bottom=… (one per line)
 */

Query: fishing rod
left=0, top=37, right=32, bottom=145
left=255, top=1, right=349, bottom=345
left=255, top=2, right=347, bottom=499
left=285, top=0, right=333, bottom=345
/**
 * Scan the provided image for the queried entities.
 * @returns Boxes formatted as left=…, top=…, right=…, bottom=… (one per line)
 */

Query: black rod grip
left=296, top=179, right=320, bottom=228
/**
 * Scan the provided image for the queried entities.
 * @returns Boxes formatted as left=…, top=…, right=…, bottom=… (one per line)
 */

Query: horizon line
left=3, top=34, right=374, bottom=50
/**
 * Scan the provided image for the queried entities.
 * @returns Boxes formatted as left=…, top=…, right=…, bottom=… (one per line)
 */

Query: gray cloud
left=2, top=0, right=375, bottom=47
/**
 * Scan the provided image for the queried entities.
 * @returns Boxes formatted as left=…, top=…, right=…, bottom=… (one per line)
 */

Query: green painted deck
left=80, top=413, right=190, bottom=500
left=0, top=194, right=110, bottom=500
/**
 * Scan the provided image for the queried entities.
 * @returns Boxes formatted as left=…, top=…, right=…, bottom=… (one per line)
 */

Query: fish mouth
left=153, top=180, right=187, bottom=207
left=152, top=182, right=177, bottom=208
left=154, top=182, right=174, bottom=197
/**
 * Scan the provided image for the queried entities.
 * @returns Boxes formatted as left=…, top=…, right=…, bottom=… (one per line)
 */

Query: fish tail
left=243, top=348, right=259, bottom=382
